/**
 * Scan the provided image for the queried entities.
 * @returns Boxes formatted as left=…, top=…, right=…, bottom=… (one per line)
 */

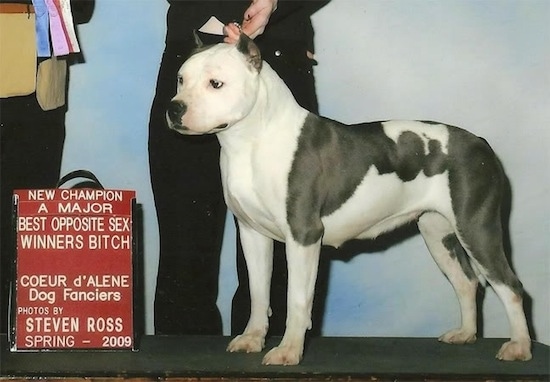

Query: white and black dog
left=166, top=34, right=532, bottom=365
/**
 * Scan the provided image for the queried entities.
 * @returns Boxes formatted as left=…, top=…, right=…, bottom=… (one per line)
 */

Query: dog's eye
left=177, top=75, right=183, bottom=86
left=210, top=79, right=224, bottom=89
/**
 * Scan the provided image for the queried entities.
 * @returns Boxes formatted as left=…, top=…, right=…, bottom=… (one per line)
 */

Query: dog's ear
left=193, top=30, right=204, bottom=48
left=237, top=33, right=262, bottom=72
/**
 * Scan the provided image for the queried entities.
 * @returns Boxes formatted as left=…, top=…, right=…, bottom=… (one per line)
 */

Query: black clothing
left=151, top=0, right=329, bottom=336
left=0, top=96, right=66, bottom=333
left=165, top=1, right=326, bottom=50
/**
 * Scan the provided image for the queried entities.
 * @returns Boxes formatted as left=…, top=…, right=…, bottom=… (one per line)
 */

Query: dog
left=166, top=34, right=532, bottom=365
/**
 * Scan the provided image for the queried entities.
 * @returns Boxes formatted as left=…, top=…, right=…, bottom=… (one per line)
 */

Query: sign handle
left=56, top=169, right=104, bottom=189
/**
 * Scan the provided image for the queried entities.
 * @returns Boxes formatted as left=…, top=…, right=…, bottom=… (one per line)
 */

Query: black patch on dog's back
left=393, top=131, right=447, bottom=181
left=286, top=114, right=448, bottom=246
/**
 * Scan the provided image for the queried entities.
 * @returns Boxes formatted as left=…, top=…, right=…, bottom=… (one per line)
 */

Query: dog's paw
left=438, top=328, right=477, bottom=344
left=262, top=345, right=302, bottom=366
left=496, top=340, right=532, bottom=361
left=226, top=333, right=265, bottom=353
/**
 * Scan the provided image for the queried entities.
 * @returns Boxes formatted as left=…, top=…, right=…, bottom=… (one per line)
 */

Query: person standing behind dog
left=149, top=0, right=329, bottom=335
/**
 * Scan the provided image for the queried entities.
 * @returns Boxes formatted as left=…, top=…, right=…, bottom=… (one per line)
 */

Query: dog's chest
left=219, top=124, right=303, bottom=241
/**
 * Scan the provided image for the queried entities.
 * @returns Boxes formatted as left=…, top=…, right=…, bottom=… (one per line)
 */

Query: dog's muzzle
left=167, top=100, right=187, bottom=127
left=166, top=100, right=194, bottom=134
left=166, top=99, right=228, bottom=134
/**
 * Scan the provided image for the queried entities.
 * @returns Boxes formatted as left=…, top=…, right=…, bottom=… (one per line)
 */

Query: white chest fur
left=217, top=75, right=309, bottom=241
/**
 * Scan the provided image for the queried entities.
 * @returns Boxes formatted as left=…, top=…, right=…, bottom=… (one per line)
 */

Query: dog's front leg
left=262, top=239, right=321, bottom=365
left=227, top=222, right=273, bottom=353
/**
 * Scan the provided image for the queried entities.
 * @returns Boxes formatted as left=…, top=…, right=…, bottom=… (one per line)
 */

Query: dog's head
left=166, top=33, right=262, bottom=135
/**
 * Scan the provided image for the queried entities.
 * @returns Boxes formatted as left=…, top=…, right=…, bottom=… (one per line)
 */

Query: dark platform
left=1, top=335, right=549, bottom=381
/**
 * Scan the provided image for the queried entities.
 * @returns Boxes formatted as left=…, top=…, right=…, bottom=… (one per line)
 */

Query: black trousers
left=150, top=40, right=329, bottom=336
left=0, top=95, right=65, bottom=333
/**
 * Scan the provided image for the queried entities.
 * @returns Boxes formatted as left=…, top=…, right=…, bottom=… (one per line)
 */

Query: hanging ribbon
left=45, top=0, right=69, bottom=56
left=57, top=0, right=80, bottom=53
left=31, top=0, right=51, bottom=57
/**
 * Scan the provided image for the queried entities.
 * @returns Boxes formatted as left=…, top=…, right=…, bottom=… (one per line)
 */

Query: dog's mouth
left=208, top=124, right=229, bottom=133
left=169, top=121, right=229, bottom=135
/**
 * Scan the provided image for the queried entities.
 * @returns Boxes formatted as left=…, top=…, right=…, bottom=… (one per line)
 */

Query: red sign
left=12, top=188, right=136, bottom=350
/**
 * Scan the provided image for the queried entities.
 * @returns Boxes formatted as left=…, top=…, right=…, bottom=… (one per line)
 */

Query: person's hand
left=224, top=0, right=278, bottom=43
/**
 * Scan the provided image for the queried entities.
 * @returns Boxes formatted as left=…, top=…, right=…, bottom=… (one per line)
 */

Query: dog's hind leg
left=418, top=212, right=478, bottom=344
left=453, top=209, right=532, bottom=360
left=446, top=128, right=531, bottom=360
left=457, top=235, right=532, bottom=360
left=262, top=238, right=321, bottom=365
left=227, top=222, right=273, bottom=354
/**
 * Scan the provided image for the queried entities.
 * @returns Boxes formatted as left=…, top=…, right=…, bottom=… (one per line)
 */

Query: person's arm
left=224, top=0, right=277, bottom=42
left=225, top=0, right=329, bottom=43
left=269, top=0, right=329, bottom=23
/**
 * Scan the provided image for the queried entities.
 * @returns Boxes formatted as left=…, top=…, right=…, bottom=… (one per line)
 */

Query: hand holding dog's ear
left=224, top=0, right=278, bottom=43
left=224, top=23, right=242, bottom=44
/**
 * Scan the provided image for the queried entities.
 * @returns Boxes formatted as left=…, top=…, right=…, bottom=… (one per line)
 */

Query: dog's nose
left=167, top=100, right=187, bottom=123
